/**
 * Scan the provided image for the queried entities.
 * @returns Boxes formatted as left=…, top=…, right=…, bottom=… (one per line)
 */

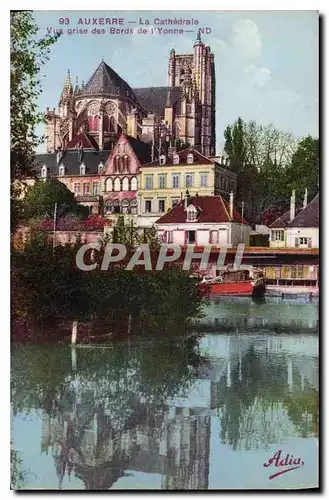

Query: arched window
left=119, top=157, right=125, bottom=172
left=114, top=178, right=121, bottom=191
left=122, top=177, right=129, bottom=191
left=130, top=198, right=138, bottom=214
left=105, top=177, right=112, bottom=192
left=130, top=177, right=138, bottom=191
left=121, top=199, right=129, bottom=214
left=105, top=202, right=112, bottom=214
left=109, top=116, right=116, bottom=133
left=123, top=155, right=130, bottom=173
left=41, top=165, right=47, bottom=178
left=103, top=115, right=109, bottom=132
left=113, top=199, right=120, bottom=214
left=59, top=165, right=65, bottom=176
left=114, top=155, right=120, bottom=173
left=80, top=164, right=86, bottom=175
left=88, top=115, right=99, bottom=132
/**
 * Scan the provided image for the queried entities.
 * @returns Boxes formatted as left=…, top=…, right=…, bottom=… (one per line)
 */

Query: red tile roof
left=142, top=148, right=214, bottom=167
left=156, top=196, right=249, bottom=225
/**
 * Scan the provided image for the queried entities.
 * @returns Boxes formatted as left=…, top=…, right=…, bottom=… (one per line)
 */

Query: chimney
left=303, top=188, right=308, bottom=209
left=229, top=191, right=234, bottom=219
left=290, top=189, right=296, bottom=222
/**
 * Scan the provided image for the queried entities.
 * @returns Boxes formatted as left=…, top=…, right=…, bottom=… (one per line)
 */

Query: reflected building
left=41, top=401, right=211, bottom=490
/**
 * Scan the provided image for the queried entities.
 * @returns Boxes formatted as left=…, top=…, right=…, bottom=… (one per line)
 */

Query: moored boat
left=198, top=269, right=266, bottom=297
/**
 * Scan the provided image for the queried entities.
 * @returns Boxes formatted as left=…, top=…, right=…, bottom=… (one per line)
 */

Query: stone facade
left=45, top=32, right=215, bottom=157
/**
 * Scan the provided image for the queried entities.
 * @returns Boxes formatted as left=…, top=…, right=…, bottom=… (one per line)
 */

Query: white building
left=269, top=190, right=319, bottom=249
left=155, top=193, right=250, bottom=247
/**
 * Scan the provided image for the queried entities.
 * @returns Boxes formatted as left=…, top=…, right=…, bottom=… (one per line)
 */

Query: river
left=11, top=297, right=319, bottom=490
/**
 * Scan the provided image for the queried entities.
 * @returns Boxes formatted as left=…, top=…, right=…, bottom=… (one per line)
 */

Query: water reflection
left=11, top=301, right=319, bottom=490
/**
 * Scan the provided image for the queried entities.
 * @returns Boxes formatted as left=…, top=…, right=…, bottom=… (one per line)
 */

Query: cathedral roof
left=81, top=61, right=137, bottom=100
left=133, top=87, right=181, bottom=115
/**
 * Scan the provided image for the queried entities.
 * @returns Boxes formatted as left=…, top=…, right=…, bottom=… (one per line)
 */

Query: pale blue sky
left=33, top=10, right=319, bottom=153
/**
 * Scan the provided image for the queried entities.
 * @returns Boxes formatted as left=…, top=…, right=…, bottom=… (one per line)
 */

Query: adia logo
left=263, top=450, right=305, bottom=480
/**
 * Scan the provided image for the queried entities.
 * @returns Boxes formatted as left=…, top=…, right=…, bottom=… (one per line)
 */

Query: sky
left=33, top=10, right=319, bottom=154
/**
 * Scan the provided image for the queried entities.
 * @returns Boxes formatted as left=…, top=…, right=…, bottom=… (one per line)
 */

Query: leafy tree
left=283, top=136, right=319, bottom=202
left=11, top=11, right=59, bottom=230
left=22, top=178, right=89, bottom=220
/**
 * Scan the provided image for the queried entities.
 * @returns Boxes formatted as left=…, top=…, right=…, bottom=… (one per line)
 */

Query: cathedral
left=45, top=31, right=216, bottom=157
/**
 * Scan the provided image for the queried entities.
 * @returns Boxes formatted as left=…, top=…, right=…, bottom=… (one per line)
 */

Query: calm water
left=11, top=298, right=319, bottom=490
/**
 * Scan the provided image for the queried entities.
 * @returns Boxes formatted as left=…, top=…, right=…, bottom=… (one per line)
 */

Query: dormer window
left=41, top=165, right=47, bottom=178
left=187, top=153, right=194, bottom=164
left=98, top=162, right=104, bottom=174
left=159, top=155, right=166, bottom=165
left=80, top=164, right=86, bottom=175
left=173, top=154, right=179, bottom=165
left=59, top=165, right=65, bottom=176
left=186, top=205, right=198, bottom=222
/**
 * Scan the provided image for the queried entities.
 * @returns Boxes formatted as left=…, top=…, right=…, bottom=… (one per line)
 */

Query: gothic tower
left=167, top=31, right=215, bottom=156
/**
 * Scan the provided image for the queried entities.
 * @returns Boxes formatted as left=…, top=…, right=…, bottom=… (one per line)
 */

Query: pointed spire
left=194, top=29, right=202, bottom=45
left=74, top=76, right=79, bottom=93
left=60, top=70, right=73, bottom=102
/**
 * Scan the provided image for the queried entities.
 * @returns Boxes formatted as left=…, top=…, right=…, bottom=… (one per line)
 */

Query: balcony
left=76, top=195, right=100, bottom=202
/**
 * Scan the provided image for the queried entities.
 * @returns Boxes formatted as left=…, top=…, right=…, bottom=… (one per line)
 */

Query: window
left=173, top=154, right=179, bottom=165
left=122, top=155, right=130, bottom=173
left=158, top=199, right=165, bottom=212
left=145, top=175, right=153, bottom=190
left=130, top=177, right=138, bottom=191
left=145, top=200, right=152, bottom=213
left=186, top=207, right=197, bottom=221
left=122, top=199, right=129, bottom=214
left=74, top=183, right=81, bottom=195
left=200, top=173, right=208, bottom=187
left=172, top=174, right=180, bottom=189
left=158, top=174, right=166, bottom=189
left=172, top=199, right=179, bottom=208
left=130, top=199, right=138, bottom=214
left=187, top=230, right=196, bottom=244
left=41, top=165, right=47, bottom=178
left=187, top=153, right=194, bottom=164
left=113, top=200, right=120, bottom=214
left=122, top=177, right=129, bottom=191
left=295, top=237, right=311, bottom=248
left=93, top=182, right=99, bottom=196
left=105, top=204, right=112, bottom=214
left=209, top=230, right=219, bottom=244
left=159, top=155, right=166, bottom=165
left=105, top=178, right=113, bottom=191
left=59, top=165, right=65, bottom=176
left=164, top=231, right=173, bottom=243
left=271, top=230, right=284, bottom=241
left=80, top=164, right=86, bottom=175
left=114, top=156, right=120, bottom=173
left=114, top=178, right=121, bottom=191
left=185, top=174, right=194, bottom=188
left=83, top=183, right=90, bottom=195
left=98, top=163, right=104, bottom=174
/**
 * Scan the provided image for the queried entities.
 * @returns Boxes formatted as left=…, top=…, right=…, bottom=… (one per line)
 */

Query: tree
left=11, top=11, right=59, bottom=229
left=283, top=136, right=319, bottom=203
left=22, top=178, right=89, bottom=220
left=223, top=117, right=298, bottom=224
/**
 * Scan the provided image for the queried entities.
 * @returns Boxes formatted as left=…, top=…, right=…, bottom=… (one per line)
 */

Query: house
left=269, top=190, right=319, bottom=249
left=138, top=148, right=237, bottom=228
left=155, top=193, right=250, bottom=247
left=30, top=134, right=151, bottom=217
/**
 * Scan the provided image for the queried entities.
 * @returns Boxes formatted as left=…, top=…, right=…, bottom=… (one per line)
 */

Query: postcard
left=10, top=9, right=319, bottom=491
